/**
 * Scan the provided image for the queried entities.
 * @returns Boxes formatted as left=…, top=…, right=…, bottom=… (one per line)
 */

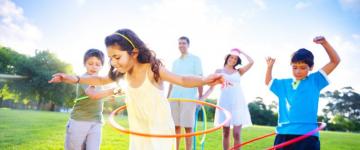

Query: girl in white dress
left=49, top=28, right=225, bottom=150
left=202, top=48, right=253, bottom=150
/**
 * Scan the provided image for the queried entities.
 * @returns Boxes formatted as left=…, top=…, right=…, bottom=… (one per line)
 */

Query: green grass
left=1, top=108, right=359, bottom=150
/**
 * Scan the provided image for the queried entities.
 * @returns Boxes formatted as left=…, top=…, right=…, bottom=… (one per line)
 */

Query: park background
left=1, top=0, right=360, bottom=149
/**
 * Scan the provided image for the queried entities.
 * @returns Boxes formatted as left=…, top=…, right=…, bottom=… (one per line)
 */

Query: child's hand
left=313, top=36, right=327, bottom=44
left=204, top=73, right=226, bottom=86
left=266, top=57, right=276, bottom=67
left=48, top=73, right=77, bottom=84
left=113, top=87, right=124, bottom=95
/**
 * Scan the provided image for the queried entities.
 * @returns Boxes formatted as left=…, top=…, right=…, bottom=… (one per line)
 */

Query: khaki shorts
left=170, top=101, right=197, bottom=128
left=65, top=119, right=102, bottom=150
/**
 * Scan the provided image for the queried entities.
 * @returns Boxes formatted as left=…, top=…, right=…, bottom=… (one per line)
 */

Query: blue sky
left=1, top=0, right=360, bottom=105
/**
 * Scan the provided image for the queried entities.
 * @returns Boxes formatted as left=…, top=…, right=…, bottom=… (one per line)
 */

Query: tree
left=248, top=97, right=277, bottom=126
left=321, top=87, right=360, bottom=132
left=0, top=84, right=16, bottom=107
left=321, top=87, right=360, bottom=122
left=22, top=50, right=76, bottom=111
left=0, top=46, right=28, bottom=107
left=0, top=46, right=20, bottom=74
left=1, top=47, right=76, bottom=111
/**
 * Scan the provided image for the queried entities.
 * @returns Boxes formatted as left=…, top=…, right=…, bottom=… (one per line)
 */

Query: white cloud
left=253, top=0, right=267, bottom=10
left=0, top=0, right=23, bottom=20
left=339, top=0, right=360, bottom=12
left=0, top=0, right=42, bottom=55
left=352, top=33, right=360, bottom=40
left=295, top=1, right=311, bottom=10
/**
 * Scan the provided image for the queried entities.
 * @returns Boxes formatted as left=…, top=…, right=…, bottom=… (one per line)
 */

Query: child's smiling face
left=107, top=44, right=136, bottom=74
left=291, top=62, right=312, bottom=80
left=84, top=56, right=103, bottom=75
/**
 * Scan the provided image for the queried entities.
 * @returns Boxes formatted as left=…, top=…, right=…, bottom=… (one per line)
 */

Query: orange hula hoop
left=108, top=98, right=232, bottom=138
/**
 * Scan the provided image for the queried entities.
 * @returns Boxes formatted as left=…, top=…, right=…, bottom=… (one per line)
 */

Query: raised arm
left=313, top=36, right=341, bottom=75
left=48, top=73, right=114, bottom=85
left=265, top=57, right=275, bottom=85
left=238, top=50, right=254, bottom=75
left=159, top=66, right=224, bottom=87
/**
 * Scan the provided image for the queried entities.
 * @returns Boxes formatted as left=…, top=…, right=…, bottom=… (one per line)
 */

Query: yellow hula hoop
left=109, top=98, right=232, bottom=138
left=74, top=95, right=125, bottom=102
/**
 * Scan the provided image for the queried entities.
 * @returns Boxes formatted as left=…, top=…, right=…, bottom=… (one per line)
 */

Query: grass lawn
left=1, top=108, right=359, bottom=150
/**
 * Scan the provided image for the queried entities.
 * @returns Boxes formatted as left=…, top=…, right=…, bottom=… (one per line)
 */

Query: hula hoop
left=74, top=95, right=125, bottom=102
left=193, top=106, right=207, bottom=150
left=109, top=98, right=232, bottom=138
left=74, top=96, right=89, bottom=102
left=230, top=122, right=326, bottom=150
left=267, top=122, right=326, bottom=150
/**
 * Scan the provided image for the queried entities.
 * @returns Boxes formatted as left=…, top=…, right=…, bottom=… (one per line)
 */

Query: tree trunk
left=37, top=98, right=43, bottom=110
left=49, top=102, right=55, bottom=111
left=0, top=96, right=3, bottom=107
left=0, top=88, right=3, bottom=107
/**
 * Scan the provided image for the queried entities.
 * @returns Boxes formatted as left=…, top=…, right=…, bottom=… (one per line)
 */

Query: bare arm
left=48, top=73, right=114, bottom=85
left=79, top=75, right=114, bottom=85
left=200, top=86, right=214, bottom=101
left=238, top=50, right=254, bottom=75
left=265, top=57, right=275, bottom=85
left=159, top=66, right=224, bottom=87
left=85, top=86, right=114, bottom=100
left=200, top=69, right=222, bottom=100
left=167, top=84, right=173, bottom=98
left=313, top=36, right=341, bottom=75
left=198, top=86, right=203, bottom=99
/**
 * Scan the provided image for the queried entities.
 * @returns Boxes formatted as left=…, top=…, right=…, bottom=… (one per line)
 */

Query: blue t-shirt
left=269, top=70, right=329, bottom=136
left=170, top=53, right=203, bottom=99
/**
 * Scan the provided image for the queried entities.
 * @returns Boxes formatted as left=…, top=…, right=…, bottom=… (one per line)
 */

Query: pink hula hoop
left=230, top=122, right=326, bottom=150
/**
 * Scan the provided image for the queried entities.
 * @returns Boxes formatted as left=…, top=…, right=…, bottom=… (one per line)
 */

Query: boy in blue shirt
left=265, top=36, right=340, bottom=150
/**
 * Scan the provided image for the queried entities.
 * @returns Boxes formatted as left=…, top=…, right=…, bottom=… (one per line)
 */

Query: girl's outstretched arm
left=313, top=36, right=341, bottom=75
left=159, top=66, right=224, bottom=87
left=48, top=73, right=114, bottom=85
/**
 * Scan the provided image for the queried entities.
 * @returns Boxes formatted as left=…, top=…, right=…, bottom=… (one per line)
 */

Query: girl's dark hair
left=291, top=48, right=314, bottom=67
left=83, top=49, right=105, bottom=65
left=224, top=54, right=242, bottom=69
left=105, top=29, right=163, bottom=81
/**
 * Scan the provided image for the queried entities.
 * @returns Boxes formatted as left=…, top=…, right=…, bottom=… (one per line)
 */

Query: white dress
left=125, top=71, right=175, bottom=150
left=214, top=71, right=252, bottom=127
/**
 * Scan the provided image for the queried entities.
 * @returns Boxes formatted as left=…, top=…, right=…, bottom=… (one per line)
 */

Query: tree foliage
left=248, top=97, right=277, bottom=126
left=0, top=47, right=76, bottom=111
left=321, top=87, right=360, bottom=122
left=321, top=87, right=360, bottom=132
